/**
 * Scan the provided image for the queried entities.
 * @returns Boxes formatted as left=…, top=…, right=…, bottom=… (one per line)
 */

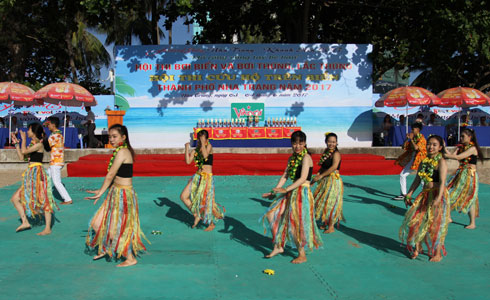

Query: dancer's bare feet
left=93, top=252, right=107, bottom=260
left=448, top=217, right=453, bottom=223
left=265, top=246, right=284, bottom=258
left=16, top=223, right=31, bottom=232
left=192, top=216, right=201, bottom=228
left=204, top=222, right=215, bottom=232
left=291, top=255, right=307, bottom=264
left=429, top=255, right=442, bottom=262
left=36, top=229, right=51, bottom=236
left=411, top=243, right=421, bottom=259
left=117, top=259, right=137, bottom=267
left=319, top=225, right=326, bottom=230
left=465, top=224, right=476, bottom=229
left=323, top=225, right=335, bottom=234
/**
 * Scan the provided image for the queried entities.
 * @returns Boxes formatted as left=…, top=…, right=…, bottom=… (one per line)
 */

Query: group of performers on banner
left=8, top=119, right=483, bottom=266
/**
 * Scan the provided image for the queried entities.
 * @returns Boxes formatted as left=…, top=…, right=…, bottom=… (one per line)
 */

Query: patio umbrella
left=0, top=82, right=39, bottom=144
left=34, top=82, right=97, bottom=138
left=437, top=87, right=490, bottom=139
left=375, top=86, right=441, bottom=134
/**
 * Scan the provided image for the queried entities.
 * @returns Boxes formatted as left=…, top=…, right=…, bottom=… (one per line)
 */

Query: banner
left=115, top=44, right=373, bottom=148
left=283, top=127, right=301, bottom=137
left=247, top=127, right=266, bottom=139
left=266, top=127, right=284, bottom=139
left=212, top=128, right=231, bottom=140
left=230, top=127, right=248, bottom=139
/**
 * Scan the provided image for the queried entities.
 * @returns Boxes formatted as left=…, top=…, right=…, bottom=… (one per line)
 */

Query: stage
left=0, top=174, right=489, bottom=299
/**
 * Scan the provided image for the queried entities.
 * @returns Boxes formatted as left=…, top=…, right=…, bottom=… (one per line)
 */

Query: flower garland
left=107, top=142, right=127, bottom=171
left=318, top=148, right=334, bottom=166
left=457, top=142, right=474, bottom=166
left=193, top=145, right=208, bottom=169
left=404, top=133, right=422, bottom=151
left=417, top=152, right=442, bottom=184
left=288, top=148, right=307, bottom=181
left=24, top=140, right=36, bottom=162
left=52, top=129, right=62, bottom=135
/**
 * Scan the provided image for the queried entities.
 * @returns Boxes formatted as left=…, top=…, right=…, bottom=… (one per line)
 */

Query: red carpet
left=67, top=153, right=402, bottom=177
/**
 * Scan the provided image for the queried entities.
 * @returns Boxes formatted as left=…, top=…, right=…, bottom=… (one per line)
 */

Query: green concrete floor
left=0, top=175, right=489, bottom=300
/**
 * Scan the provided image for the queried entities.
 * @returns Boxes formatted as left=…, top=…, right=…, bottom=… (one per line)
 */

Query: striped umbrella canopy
left=34, top=82, right=97, bottom=107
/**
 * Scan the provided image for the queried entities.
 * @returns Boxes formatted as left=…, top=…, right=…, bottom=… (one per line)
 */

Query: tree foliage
left=165, top=0, right=490, bottom=92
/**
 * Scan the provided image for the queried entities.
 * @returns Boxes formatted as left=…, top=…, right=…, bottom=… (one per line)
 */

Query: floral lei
left=288, top=148, right=307, bottom=181
left=318, top=148, right=335, bottom=166
left=107, top=142, right=127, bottom=171
left=193, top=145, right=208, bottom=169
left=418, top=152, right=442, bottom=184
left=457, top=142, right=474, bottom=166
left=24, top=140, right=36, bottom=162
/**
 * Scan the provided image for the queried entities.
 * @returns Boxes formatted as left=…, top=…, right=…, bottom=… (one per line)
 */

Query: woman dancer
left=261, top=131, right=323, bottom=264
left=181, top=129, right=224, bottom=231
left=312, top=132, right=344, bottom=233
left=10, top=123, right=58, bottom=235
left=399, top=135, right=449, bottom=262
left=445, top=128, right=483, bottom=229
left=85, top=124, right=148, bottom=267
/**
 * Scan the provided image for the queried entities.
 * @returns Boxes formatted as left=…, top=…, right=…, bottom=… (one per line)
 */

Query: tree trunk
left=7, top=43, right=24, bottom=81
left=151, top=0, right=160, bottom=44
left=300, top=0, right=311, bottom=42
left=65, top=31, right=79, bottom=83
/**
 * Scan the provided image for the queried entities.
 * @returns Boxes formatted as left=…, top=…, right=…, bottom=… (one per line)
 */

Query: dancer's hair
left=324, top=132, right=339, bottom=152
left=196, top=129, right=209, bottom=150
left=461, top=128, right=484, bottom=162
left=46, top=116, right=60, bottom=128
left=427, top=135, right=445, bottom=155
left=29, top=122, right=45, bottom=141
left=291, top=130, right=311, bottom=154
left=411, top=122, right=423, bottom=131
left=109, top=124, right=135, bottom=159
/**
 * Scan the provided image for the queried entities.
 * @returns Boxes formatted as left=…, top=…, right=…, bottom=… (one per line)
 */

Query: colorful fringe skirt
left=189, top=172, right=224, bottom=225
left=262, top=183, right=323, bottom=251
left=20, top=163, right=58, bottom=217
left=314, top=171, right=344, bottom=227
left=447, top=166, right=479, bottom=216
left=399, top=187, right=450, bottom=257
left=86, top=184, right=148, bottom=258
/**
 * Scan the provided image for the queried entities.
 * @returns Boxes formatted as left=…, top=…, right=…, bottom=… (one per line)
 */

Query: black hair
left=324, top=132, right=339, bottom=152
left=109, top=124, right=135, bottom=159
left=291, top=130, right=311, bottom=154
left=46, top=116, right=60, bottom=128
left=427, top=135, right=445, bottom=155
left=383, top=115, right=392, bottom=123
left=411, top=122, right=423, bottom=130
left=461, top=128, right=484, bottom=163
left=28, top=122, right=45, bottom=141
left=196, top=129, right=209, bottom=150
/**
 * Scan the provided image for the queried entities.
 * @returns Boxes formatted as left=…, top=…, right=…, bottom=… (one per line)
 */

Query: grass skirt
left=190, top=172, right=224, bottom=225
left=262, top=183, right=323, bottom=251
left=447, top=166, right=479, bottom=216
left=399, top=187, right=450, bottom=257
left=20, top=163, right=58, bottom=217
left=86, top=184, right=148, bottom=258
left=314, top=171, right=344, bottom=227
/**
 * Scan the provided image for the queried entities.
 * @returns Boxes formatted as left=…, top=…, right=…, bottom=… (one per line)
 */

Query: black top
left=29, top=152, right=43, bottom=163
left=294, top=164, right=313, bottom=181
left=320, top=153, right=341, bottom=172
left=468, top=155, right=477, bottom=165
left=203, top=154, right=213, bottom=166
left=116, top=163, right=133, bottom=178
left=431, top=169, right=440, bottom=183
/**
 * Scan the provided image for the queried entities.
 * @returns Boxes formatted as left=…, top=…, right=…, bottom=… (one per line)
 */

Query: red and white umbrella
left=375, top=86, right=441, bottom=133
left=437, top=87, right=490, bottom=139
left=34, top=82, right=97, bottom=138
left=0, top=82, right=40, bottom=145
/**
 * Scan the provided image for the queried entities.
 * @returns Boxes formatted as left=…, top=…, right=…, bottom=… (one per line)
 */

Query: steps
left=67, top=153, right=402, bottom=177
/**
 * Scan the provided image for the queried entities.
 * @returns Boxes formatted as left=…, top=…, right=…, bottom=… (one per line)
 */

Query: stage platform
left=0, top=175, right=488, bottom=299
left=67, top=153, right=403, bottom=177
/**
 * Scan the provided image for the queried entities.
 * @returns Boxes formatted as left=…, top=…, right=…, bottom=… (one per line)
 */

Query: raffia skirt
left=20, top=163, right=58, bottom=217
left=314, top=171, right=344, bottom=227
left=189, top=172, right=225, bottom=225
left=447, top=166, right=479, bottom=216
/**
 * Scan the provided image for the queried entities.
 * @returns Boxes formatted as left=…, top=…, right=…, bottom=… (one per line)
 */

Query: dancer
left=44, top=116, right=73, bottom=205
left=394, top=122, right=427, bottom=200
left=261, top=131, right=323, bottom=264
left=85, top=124, right=148, bottom=267
left=181, top=129, right=224, bottom=231
left=312, top=132, right=344, bottom=233
left=444, top=128, right=483, bottom=229
left=399, top=135, right=449, bottom=262
left=9, top=123, right=58, bottom=235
